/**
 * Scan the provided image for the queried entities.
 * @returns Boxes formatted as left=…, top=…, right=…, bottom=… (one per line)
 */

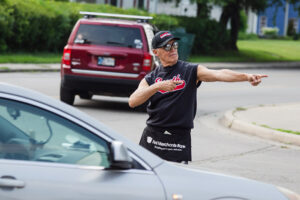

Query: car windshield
left=74, top=24, right=143, bottom=49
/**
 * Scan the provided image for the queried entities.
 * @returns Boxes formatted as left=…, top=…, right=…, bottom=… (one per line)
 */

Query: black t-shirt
left=145, top=60, right=201, bottom=129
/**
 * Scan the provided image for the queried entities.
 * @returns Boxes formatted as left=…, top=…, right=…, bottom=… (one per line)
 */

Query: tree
left=192, top=0, right=212, bottom=18
left=212, top=0, right=300, bottom=50
left=214, top=0, right=268, bottom=50
left=164, top=0, right=300, bottom=51
left=162, top=0, right=212, bottom=18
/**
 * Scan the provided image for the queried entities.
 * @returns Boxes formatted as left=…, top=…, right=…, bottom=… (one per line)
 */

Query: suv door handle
left=0, top=176, right=25, bottom=188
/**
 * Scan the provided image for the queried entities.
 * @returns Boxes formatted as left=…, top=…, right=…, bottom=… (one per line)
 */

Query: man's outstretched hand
left=247, top=74, right=268, bottom=86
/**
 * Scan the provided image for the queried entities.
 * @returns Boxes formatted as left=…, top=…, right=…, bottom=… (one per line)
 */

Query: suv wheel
left=60, top=86, right=75, bottom=105
left=79, top=93, right=93, bottom=100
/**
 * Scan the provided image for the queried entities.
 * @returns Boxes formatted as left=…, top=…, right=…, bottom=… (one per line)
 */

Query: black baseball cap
left=152, top=31, right=180, bottom=49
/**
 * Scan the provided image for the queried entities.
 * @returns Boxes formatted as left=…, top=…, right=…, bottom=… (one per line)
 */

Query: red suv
left=60, top=12, right=158, bottom=105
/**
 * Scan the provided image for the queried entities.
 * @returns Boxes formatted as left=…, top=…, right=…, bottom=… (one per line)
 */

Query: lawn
left=0, top=52, right=61, bottom=63
left=1, top=39, right=300, bottom=63
left=189, top=39, right=300, bottom=62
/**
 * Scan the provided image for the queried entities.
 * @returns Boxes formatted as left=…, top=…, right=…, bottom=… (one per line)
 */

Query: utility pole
left=283, top=0, right=289, bottom=36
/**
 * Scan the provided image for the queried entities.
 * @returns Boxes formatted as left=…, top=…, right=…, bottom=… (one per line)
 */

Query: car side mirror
left=109, top=141, right=133, bottom=169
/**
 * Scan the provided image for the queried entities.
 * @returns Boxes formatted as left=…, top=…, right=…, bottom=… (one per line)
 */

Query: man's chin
left=168, top=59, right=178, bottom=66
left=169, top=54, right=178, bottom=60
left=172, top=57, right=178, bottom=62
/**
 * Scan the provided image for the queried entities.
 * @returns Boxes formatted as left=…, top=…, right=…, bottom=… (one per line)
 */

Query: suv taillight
left=62, top=48, right=71, bottom=67
left=142, top=53, right=152, bottom=72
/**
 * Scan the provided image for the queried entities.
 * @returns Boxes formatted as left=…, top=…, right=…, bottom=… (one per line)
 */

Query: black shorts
left=139, top=125, right=191, bottom=162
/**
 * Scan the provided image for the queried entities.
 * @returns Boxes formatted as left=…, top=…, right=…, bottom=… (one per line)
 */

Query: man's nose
left=170, top=47, right=177, bottom=52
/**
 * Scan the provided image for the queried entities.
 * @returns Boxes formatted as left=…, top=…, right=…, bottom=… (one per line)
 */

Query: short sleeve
left=189, top=63, right=201, bottom=88
left=144, top=71, right=154, bottom=86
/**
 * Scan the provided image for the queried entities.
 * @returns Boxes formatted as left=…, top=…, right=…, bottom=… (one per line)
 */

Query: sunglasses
left=162, top=41, right=178, bottom=51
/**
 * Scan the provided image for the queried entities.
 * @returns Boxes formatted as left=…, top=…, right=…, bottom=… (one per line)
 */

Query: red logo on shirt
left=155, top=74, right=186, bottom=94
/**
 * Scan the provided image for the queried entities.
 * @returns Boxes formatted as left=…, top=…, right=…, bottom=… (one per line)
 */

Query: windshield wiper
left=106, top=41, right=124, bottom=45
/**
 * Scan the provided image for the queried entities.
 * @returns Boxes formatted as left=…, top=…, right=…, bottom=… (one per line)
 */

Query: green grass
left=236, top=107, right=247, bottom=111
left=189, top=39, right=300, bottom=62
left=259, top=124, right=300, bottom=135
left=1, top=39, right=300, bottom=63
left=0, top=52, right=61, bottom=63
left=253, top=122, right=300, bottom=135
left=0, top=66, right=10, bottom=70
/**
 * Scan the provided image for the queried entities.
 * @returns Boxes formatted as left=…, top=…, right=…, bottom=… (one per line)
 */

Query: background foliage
left=175, top=16, right=230, bottom=54
left=0, top=0, right=230, bottom=54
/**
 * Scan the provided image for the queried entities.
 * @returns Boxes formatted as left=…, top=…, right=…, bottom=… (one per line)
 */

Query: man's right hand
left=156, top=80, right=183, bottom=92
left=129, top=79, right=183, bottom=108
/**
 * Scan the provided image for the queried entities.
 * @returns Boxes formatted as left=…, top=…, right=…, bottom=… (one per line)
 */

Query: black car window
left=74, top=24, right=143, bottom=49
left=0, top=98, right=110, bottom=168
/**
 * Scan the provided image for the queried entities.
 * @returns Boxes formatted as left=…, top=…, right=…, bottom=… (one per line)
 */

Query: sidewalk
left=200, top=62, right=300, bottom=70
left=220, top=103, right=300, bottom=146
left=0, top=63, right=60, bottom=72
left=1, top=62, right=300, bottom=146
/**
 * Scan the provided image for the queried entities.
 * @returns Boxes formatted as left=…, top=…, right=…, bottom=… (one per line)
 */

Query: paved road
left=1, top=69, right=300, bottom=193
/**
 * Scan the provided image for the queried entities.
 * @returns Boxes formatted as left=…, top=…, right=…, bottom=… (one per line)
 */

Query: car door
left=0, top=96, right=165, bottom=200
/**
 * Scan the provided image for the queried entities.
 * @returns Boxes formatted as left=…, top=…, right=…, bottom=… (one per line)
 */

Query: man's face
left=153, top=40, right=178, bottom=65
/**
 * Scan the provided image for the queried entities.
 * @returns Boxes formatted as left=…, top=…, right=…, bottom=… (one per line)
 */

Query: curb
left=0, top=69, right=60, bottom=73
left=220, top=107, right=300, bottom=146
left=0, top=63, right=60, bottom=73
left=198, top=62, right=300, bottom=70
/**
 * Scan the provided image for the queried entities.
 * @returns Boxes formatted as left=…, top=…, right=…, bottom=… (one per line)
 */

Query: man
left=128, top=31, right=267, bottom=163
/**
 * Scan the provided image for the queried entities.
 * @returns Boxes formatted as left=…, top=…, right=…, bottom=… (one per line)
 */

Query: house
left=69, top=0, right=197, bottom=17
left=69, top=0, right=196, bottom=16
left=257, top=1, right=300, bottom=36
left=70, top=0, right=299, bottom=36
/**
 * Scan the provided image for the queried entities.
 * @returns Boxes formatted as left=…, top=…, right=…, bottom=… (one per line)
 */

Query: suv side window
left=74, top=24, right=143, bottom=49
left=0, top=98, right=110, bottom=168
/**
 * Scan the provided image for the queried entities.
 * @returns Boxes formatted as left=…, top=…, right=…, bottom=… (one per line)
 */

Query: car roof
left=79, top=17, right=150, bottom=26
left=0, top=82, right=163, bottom=168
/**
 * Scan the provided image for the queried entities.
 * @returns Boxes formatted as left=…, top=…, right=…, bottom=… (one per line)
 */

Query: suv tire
left=79, top=93, right=93, bottom=100
left=60, top=86, right=75, bottom=105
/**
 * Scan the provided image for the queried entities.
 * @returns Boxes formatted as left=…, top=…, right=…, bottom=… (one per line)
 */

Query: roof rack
left=79, top=11, right=153, bottom=22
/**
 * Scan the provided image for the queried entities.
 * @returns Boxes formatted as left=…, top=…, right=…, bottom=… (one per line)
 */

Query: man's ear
left=153, top=49, right=158, bottom=56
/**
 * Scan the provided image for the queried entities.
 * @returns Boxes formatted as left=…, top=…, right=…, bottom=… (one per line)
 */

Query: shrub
left=287, top=20, right=296, bottom=36
left=0, top=0, right=228, bottom=55
left=293, top=33, right=299, bottom=40
left=238, top=32, right=259, bottom=40
left=262, top=27, right=279, bottom=38
left=239, top=10, right=248, bottom=33
left=175, top=16, right=230, bottom=54
left=0, top=3, right=13, bottom=52
left=1, top=0, right=70, bottom=52
left=0, top=0, right=179, bottom=53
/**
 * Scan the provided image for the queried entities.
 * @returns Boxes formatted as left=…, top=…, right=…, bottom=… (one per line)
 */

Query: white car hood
left=154, top=162, right=287, bottom=200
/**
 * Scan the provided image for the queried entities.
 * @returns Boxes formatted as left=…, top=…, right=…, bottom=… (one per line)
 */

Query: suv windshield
left=74, top=24, right=143, bottom=49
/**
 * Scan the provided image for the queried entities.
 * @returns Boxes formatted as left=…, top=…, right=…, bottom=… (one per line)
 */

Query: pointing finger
left=259, top=75, right=268, bottom=78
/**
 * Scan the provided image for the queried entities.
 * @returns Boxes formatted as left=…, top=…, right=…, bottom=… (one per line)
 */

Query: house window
left=137, top=0, right=144, bottom=9
left=288, top=18, right=299, bottom=35
left=259, top=16, right=267, bottom=35
left=111, top=0, right=117, bottom=6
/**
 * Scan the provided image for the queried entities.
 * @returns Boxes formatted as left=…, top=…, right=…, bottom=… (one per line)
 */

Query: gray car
left=0, top=82, right=299, bottom=200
